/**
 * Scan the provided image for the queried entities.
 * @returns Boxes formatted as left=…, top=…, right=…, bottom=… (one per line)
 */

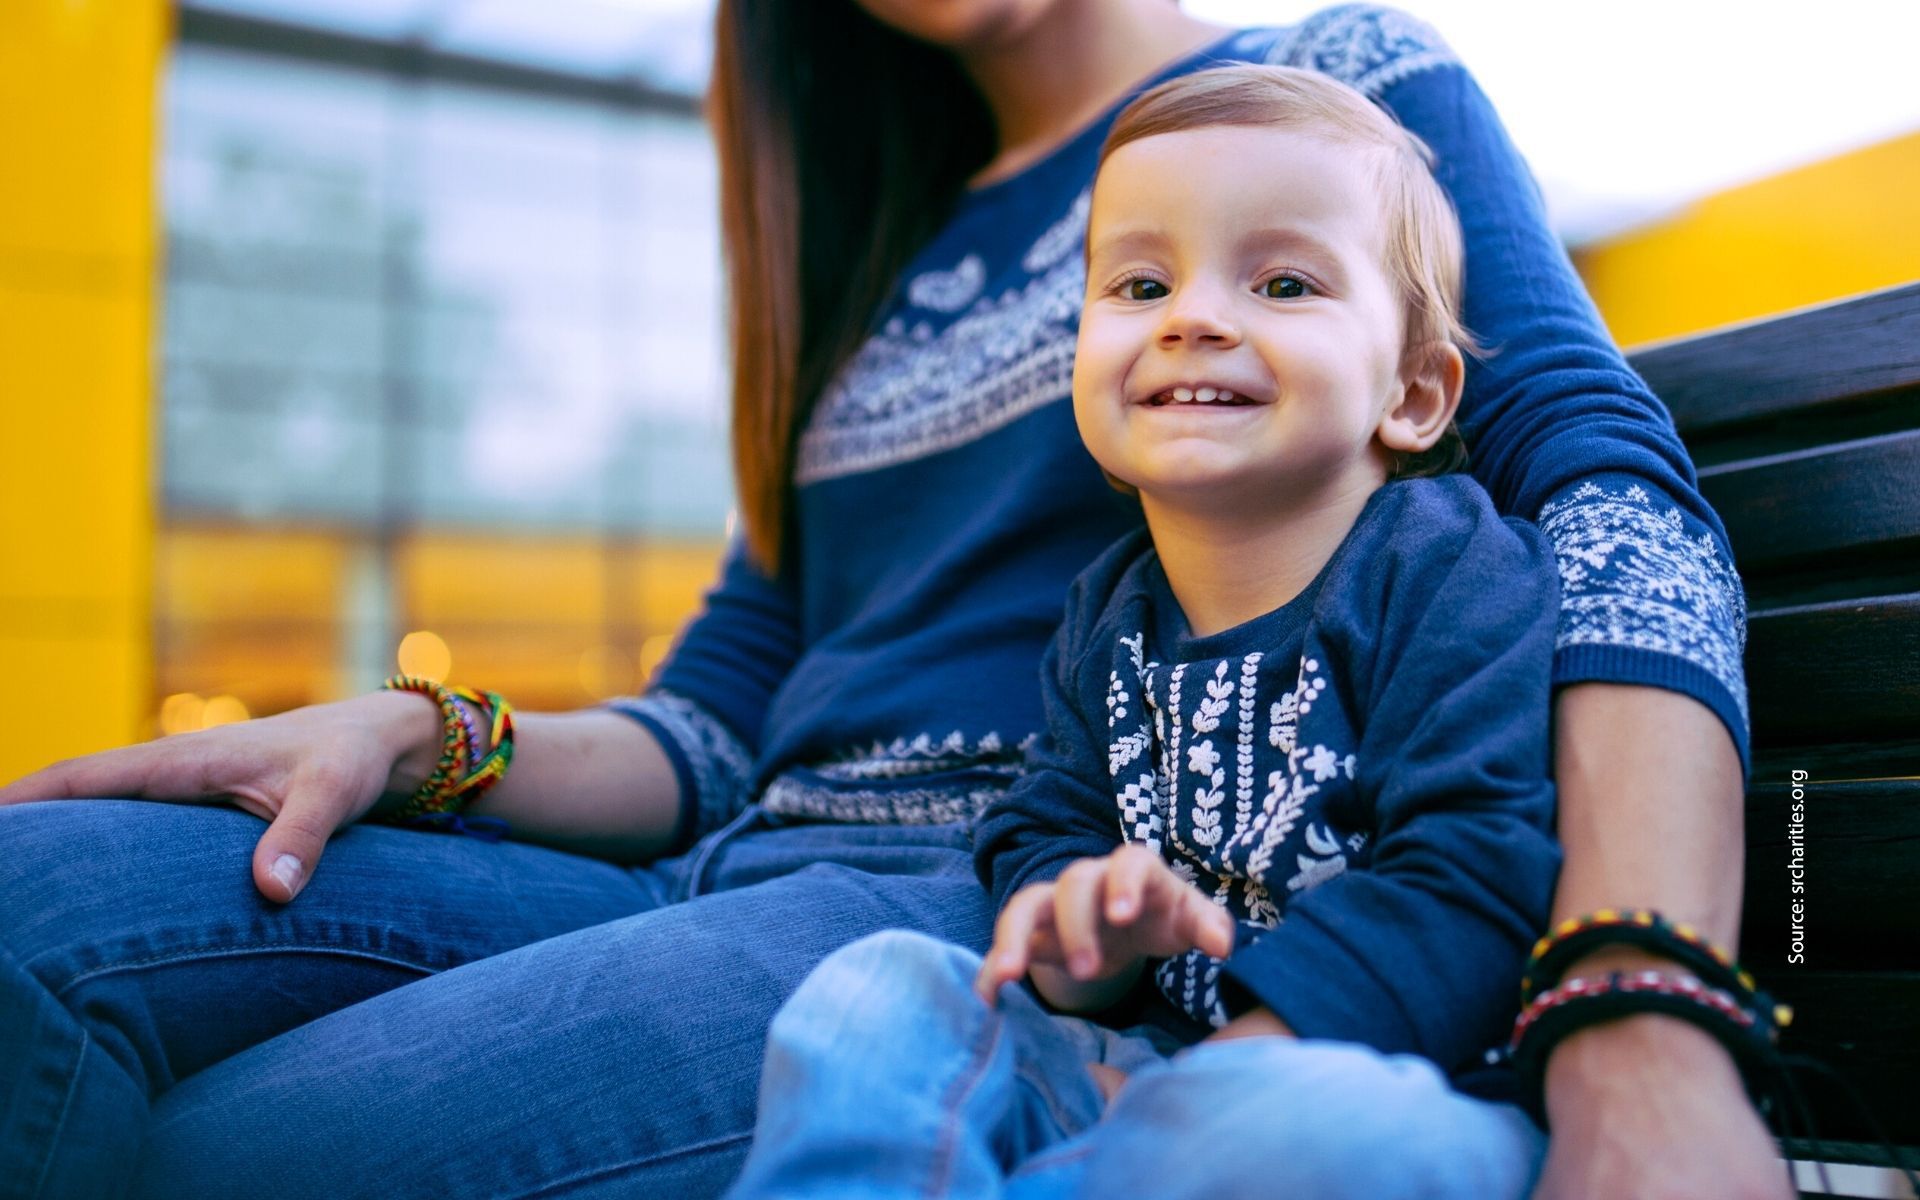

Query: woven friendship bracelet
left=441, top=685, right=515, bottom=810
left=1521, top=908, right=1789, bottom=1031
left=1508, top=969, right=1785, bottom=1124
left=380, top=675, right=517, bottom=821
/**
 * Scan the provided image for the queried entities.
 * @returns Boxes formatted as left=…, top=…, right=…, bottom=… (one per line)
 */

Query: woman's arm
left=387, top=698, right=686, bottom=862
left=0, top=689, right=685, bottom=901
left=1533, top=685, right=1787, bottom=1200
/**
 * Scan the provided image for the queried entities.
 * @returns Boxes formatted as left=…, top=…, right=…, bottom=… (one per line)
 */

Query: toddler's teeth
left=1173, top=387, right=1194, bottom=403
left=1196, top=387, right=1217, bottom=403
left=1218, top=389, right=1235, bottom=402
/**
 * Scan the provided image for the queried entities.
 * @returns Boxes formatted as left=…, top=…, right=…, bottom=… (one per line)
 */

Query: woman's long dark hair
left=711, top=0, right=994, bottom=572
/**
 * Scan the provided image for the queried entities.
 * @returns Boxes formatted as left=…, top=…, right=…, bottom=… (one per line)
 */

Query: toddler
left=727, top=64, right=1561, bottom=1200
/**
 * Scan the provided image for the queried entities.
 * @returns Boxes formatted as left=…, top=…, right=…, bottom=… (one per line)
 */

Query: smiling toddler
left=725, top=65, right=1564, bottom=1200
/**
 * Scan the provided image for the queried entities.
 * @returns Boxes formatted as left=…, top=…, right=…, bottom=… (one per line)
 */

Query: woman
left=0, top=2, right=1782, bottom=1197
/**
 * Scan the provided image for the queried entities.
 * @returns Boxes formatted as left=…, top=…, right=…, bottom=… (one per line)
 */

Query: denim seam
left=679, top=805, right=763, bottom=901
left=49, top=943, right=437, bottom=998
left=28, top=1024, right=87, bottom=1200
left=502, top=1128, right=756, bottom=1199
left=925, top=1006, right=1008, bottom=1200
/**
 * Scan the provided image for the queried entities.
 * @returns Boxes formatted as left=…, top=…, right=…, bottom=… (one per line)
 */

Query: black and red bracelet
left=1508, top=969, right=1785, bottom=1124
left=1521, top=908, right=1775, bottom=1015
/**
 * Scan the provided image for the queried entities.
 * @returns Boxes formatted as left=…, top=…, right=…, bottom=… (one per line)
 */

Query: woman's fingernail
left=1071, top=952, right=1095, bottom=977
left=270, top=853, right=303, bottom=894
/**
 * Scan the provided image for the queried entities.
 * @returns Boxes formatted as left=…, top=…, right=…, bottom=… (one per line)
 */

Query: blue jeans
left=0, top=800, right=993, bottom=1199
left=726, top=931, right=1548, bottom=1200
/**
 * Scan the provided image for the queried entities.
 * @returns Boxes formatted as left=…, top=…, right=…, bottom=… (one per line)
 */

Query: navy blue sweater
left=975, top=477, right=1562, bottom=1091
left=611, top=7, right=1748, bottom=853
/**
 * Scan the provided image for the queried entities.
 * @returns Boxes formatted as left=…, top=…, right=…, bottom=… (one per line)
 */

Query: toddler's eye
left=1261, top=275, right=1309, bottom=299
left=1122, top=278, right=1169, bottom=301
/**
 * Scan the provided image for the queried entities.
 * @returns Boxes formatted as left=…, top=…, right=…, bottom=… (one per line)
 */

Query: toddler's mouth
left=1143, top=386, right=1259, bottom=407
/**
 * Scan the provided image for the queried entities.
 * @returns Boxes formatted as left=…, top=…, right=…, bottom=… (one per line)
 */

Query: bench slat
left=1746, top=593, right=1920, bottom=744
left=1632, top=282, right=1920, bottom=436
left=1701, top=431, right=1920, bottom=569
left=1637, top=286, right=1920, bottom=1168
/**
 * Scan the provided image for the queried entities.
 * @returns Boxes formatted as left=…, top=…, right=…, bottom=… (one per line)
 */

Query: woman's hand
left=975, top=845, right=1236, bottom=1010
left=0, top=690, right=441, bottom=903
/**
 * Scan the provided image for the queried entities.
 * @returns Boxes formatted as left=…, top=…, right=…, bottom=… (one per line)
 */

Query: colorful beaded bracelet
left=1521, top=908, right=1790, bottom=1031
left=1507, top=969, right=1784, bottom=1124
left=380, top=675, right=517, bottom=821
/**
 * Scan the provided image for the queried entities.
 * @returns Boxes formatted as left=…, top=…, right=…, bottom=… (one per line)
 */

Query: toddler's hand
left=974, top=845, right=1235, bottom=1003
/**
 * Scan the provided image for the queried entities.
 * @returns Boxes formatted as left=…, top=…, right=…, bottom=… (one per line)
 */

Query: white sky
left=1187, top=0, right=1920, bottom=242
left=189, top=0, right=1920, bottom=245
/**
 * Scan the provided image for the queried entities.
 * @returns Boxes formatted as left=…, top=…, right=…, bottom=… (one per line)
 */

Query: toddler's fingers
left=1182, top=887, right=1237, bottom=959
left=979, top=885, right=1051, bottom=1001
left=1051, top=859, right=1110, bottom=980
left=1103, top=844, right=1161, bottom=925
left=1026, top=925, right=1064, bottom=964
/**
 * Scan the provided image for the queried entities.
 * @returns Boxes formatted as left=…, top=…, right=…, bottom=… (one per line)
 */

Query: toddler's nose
left=1156, top=283, right=1241, bottom=347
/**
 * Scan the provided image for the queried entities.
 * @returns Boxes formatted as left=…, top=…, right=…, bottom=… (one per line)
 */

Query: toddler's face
left=1074, top=124, right=1413, bottom=509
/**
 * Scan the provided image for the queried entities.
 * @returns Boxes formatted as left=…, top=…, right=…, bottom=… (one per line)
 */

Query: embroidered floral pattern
left=795, top=227, right=1084, bottom=484
left=1106, top=642, right=1365, bottom=1029
left=906, top=253, right=987, bottom=313
left=759, top=729, right=1033, bottom=825
left=1021, top=188, right=1092, bottom=274
left=759, top=776, right=1005, bottom=826
left=806, top=730, right=1024, bottom=782
left=1267, top=3, right=1459, bottom=96
left=1540, top=479, right=1750, bottom=725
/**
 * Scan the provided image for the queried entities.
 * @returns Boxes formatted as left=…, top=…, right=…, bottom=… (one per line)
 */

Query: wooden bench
left=1630, top=280, right=1920, bottom=1197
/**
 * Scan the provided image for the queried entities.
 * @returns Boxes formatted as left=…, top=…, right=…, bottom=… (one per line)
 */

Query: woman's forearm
left=1548, top=682, right=1745, bottom=953
left=1532, top=683, right=1795, bottom=1200
left=378, top=691, right=683, bottom=862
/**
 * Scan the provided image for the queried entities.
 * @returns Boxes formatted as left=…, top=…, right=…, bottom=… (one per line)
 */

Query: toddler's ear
left=1377, top=342, right=1464, bottom=455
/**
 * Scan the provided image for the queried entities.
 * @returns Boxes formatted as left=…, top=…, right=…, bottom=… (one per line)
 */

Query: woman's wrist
left=354, top=688, right=447, bottom=799
left=1543, top=1005, right=1750, bottom=1122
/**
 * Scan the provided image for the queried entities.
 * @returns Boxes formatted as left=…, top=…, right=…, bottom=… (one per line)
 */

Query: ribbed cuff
left=1554, top=642, right=1751, bottom=779
left=1539, top=474, right=1752, bottom=778
left=604, top=690, right=755, bottom=853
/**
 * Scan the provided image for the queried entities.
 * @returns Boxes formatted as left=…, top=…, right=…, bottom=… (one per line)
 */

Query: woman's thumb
left=250, top=797, right=340, bottom=903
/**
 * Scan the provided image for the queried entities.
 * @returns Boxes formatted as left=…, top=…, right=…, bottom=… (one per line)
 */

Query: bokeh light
left=201, top=694, right=251, bottom=727
left=159, top=692, right=207, bottom=736
left=397, top=630, right=452, bottom=681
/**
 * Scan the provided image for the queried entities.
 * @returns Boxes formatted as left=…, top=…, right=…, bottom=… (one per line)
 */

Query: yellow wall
left=1575, top=130, right=1920, bottom=348
left=0, top=1, right=165, bottom=782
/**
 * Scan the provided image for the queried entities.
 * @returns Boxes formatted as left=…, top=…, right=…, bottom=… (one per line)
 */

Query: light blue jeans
left=727, top=931, right=1549, bottom=1200
left=0, top=800, right=994, bottom=1199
